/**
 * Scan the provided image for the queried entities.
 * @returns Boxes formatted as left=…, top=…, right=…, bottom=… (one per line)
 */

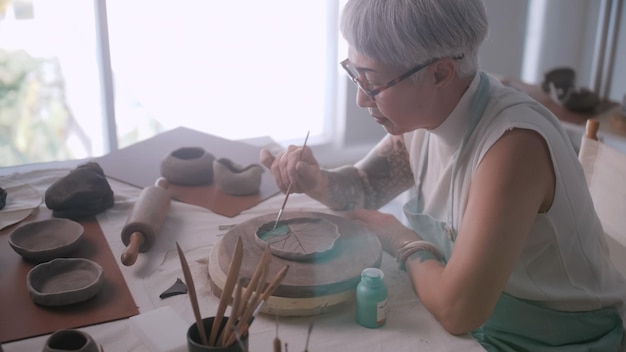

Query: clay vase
left=160, top=147, right=215, bottom=186
left=42, top=329, right=98, bottom=352
left=213, top=158, right=264, bottom=196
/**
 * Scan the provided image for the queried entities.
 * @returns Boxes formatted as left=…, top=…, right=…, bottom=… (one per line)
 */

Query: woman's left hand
left=345, top=208, right=420, bottom=255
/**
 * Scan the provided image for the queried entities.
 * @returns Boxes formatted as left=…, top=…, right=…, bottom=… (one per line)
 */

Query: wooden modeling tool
left=176, top=242, right=209, bottom=346
left=273, top=131, right=310, bottom=229
left=210, top=237, right=244, bottom=346
left=274, top=315, right=282, bottom=352
left=303, top=320, right=314, bottom=352
left=224, top=264, right=290, bottom=346
left=121, top=177, right=171, bottom=266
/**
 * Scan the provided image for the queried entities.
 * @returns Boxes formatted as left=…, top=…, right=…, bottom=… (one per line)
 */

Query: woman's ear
left=433, top=58, right=457, bottom=87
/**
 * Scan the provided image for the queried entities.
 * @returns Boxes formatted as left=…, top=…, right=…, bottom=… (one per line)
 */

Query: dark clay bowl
left=27, top=258, right=104, bottom=307
left=8, top=218, right=84, bottom=262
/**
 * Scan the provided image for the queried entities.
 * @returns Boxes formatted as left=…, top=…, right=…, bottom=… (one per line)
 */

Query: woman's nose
left=356, top=88, right=376, bottom=108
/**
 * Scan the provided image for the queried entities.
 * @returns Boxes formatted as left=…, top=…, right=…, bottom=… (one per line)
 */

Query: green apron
left=403, top=72, right=623, bottom=351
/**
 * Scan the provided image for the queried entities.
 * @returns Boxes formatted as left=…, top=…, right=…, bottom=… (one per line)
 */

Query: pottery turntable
left=208, top=211, right=382, bottom=316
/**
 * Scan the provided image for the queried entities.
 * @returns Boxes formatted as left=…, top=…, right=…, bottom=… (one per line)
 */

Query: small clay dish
left=9, top=218, right=84, bottom=262
left=255, top=217, right=341, bottom=261
left=27, top=258, right=104, bottom=307
left=213, top=158, right=264, bottom=196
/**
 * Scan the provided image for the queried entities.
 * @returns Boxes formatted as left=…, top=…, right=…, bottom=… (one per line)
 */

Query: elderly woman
left=261, top=0, right=626, bottom=350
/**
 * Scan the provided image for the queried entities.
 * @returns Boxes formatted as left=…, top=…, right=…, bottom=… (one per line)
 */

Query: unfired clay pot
left=160, top=147, right=215, bottom=186
left=213, top=158, right=264, bottom=196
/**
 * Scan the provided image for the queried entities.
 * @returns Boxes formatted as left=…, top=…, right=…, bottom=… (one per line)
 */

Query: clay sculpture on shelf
left=8, top=218, right=84, bottom=263
left=541, top=66, right=600, bottom=113
left=161, top=147, right=215, bottom=186
left=27, top=258, right=104, bottom=307
left=213, top=158, right=264, bottom=196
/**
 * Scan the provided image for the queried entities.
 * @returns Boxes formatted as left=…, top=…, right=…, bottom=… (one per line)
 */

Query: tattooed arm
left=304, top=134, right=414, bottom=210
left=260, top=134, right=414, bottom=211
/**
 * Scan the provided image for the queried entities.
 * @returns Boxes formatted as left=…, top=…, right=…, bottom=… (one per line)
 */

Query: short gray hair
left=340, top=0, right=488, bottom=78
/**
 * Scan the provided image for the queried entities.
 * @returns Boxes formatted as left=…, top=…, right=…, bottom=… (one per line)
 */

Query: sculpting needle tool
left=273, top=131, right=310, bottom=229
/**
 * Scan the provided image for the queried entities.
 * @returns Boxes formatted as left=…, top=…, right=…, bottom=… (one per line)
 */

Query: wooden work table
left=0, top=165, right=485, bottom=352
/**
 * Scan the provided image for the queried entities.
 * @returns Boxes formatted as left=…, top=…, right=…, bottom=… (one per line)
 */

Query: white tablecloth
left=0, top=167, right=485, bottom=352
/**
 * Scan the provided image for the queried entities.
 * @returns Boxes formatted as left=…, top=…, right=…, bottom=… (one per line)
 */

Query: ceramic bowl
left=8, top=218, right=84, bottom=262
left=27, top=258, right=104, bottom=307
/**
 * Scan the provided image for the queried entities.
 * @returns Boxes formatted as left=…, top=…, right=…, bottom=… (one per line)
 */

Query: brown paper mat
left=94, top=127, right=280, bottom=217
left=0, top=208, right=139, bottom=343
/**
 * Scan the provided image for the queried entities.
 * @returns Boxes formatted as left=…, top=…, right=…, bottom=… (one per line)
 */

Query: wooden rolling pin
left=121, top=177, right=171, bottom=266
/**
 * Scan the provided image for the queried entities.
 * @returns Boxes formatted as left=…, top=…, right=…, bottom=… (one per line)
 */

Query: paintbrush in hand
left=273, top=130, right=310, bottom=229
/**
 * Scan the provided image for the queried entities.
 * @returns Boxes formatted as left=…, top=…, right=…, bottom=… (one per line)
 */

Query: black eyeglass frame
left=340, top=54, right=465, bottom=99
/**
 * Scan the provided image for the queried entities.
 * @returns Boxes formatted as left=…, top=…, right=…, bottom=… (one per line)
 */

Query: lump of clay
left=213, top=158, right=264, bottom=196
left=0, top=187, right=6, bottom=210
left=161, top=147, right=215, bottom=186
left=44, top=162, right=114, bottom=220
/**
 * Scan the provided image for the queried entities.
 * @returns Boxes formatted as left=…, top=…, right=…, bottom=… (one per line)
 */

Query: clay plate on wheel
left=27, top=258, right=104, bottom=307
left=8, top=218, right=84, bottom=263
left=255, top=217, right=341, bottom=261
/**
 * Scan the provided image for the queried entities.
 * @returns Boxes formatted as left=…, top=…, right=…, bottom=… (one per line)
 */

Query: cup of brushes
left=177, top=237, right=289, bottom=351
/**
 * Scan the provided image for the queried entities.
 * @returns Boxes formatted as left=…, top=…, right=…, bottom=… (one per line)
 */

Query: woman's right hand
left=260, top=144, right=324, bottom=196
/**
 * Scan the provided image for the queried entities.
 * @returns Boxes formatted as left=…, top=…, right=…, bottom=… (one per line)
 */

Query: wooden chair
left=579, top=118, right=626, bottom=277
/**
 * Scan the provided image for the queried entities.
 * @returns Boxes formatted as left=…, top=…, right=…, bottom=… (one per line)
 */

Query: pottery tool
left=219, top=279, right=243, bottom=347
left=303, top=320, right=313, bottom=352
left=225, top=264, right=290, bottom=347
left=176, top=242, right=209, bottom=346
left=273, top=131, right=310, bottom=230
left=219, top=245, right=272, bottom=346
left=210, top=237, right=244, bottom=346
left=274, top=315, right=282, bottom=352
left=121, top=177, right=171, bottom=266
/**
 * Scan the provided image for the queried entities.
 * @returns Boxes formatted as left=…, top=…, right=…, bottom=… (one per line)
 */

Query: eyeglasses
left=340, top=54, right=464, bottom=99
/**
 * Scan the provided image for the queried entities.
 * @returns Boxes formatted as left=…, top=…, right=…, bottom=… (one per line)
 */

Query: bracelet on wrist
left=395, top=240, right=444, bottom=270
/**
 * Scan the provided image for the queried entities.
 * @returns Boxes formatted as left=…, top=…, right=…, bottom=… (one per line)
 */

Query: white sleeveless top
left=403, top=73, right=626, bottom=313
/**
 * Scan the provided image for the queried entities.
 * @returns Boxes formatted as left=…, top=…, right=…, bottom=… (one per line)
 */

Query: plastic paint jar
left=356, top=267, right=388, bottom=328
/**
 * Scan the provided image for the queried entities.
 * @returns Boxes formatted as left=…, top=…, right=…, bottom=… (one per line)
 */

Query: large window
left=0, top=0, right=338, bottom=167
left=0, top=0, right=104, bottom=166
left=107, top=0, right=335, bottom=148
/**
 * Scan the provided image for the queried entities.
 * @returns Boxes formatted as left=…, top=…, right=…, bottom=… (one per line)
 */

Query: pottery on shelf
left=27, top=258, right=104, bottom=307
left=254, top=217, right=341, bottom=261
left=541, top=67, right=575, bottom=100
left=160, top=147, right=215, bottom=186
left=213, top=158, right=264, bottom=196
left=8, top=218, right=84, bottom=263
left=42, top=329, right=98, bottom=352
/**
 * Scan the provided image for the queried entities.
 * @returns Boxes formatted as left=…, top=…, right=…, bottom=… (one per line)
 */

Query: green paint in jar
left=356, top=267, right=388, bottom=328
